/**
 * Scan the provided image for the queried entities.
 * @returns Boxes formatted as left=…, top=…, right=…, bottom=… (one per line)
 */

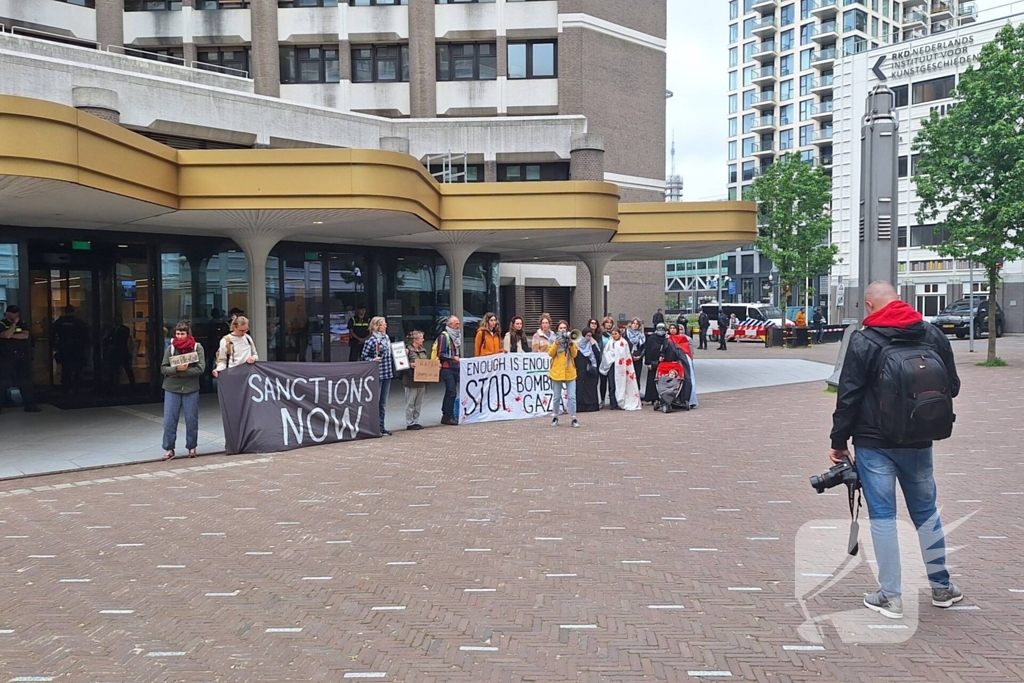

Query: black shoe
left=441, top=416, right=458, bottom=425
left=381, top=429, right=393, bottom=436
left=407, top=424, right=423, bottom=431
left=24, top=406, right=42, bottom=413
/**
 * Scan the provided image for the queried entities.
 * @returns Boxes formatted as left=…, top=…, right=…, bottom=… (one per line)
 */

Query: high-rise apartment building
left=722, top=0, right=977, bottom=311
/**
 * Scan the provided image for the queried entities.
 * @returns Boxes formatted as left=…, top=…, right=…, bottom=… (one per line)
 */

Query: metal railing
left=8, top=24, right=100, bottom=49
left=191, top=61, right=250, bottom=78
left=754, top=40, right=777, bottom=54
left=106, top=43, right=187, bottom=66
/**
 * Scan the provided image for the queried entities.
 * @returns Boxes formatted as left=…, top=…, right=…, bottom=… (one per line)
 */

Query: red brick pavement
left=1, top=341, right=1023, bottom=682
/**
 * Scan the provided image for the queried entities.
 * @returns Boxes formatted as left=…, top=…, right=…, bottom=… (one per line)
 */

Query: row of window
left=730, top=0, right=903, bottom=22
left=123, top=0, right=548, bottom=9
left=428, top=163, right=569, bottom=182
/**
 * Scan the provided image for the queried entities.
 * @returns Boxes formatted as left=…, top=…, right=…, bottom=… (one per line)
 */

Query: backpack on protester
left=863, top=329, right=956, bottom=444
left=430, top=331, right=451, bottom=361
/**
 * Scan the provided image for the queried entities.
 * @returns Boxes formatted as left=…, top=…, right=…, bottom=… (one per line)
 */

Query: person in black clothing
left=675, top=312, right=688, bottom=337
left=652, top=308, right=665, bottom=327
left=104, top=316, right=135, bottom=386
left=716, top=310, right=729, bottom=350
left=349, top=305, right=371, bottom=362
left=0, top=305, right=41, bottom=413
left=813, top=306, right=826, bottom=344
left=698, top=310, right=710, bottom=350
left=643, top=322, right=667, bottom=402
left=51, top=305, right=89, bottom=391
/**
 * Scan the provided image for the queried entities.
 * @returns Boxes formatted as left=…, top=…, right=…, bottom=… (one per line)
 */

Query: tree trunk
left=987, top=268, right=998, bottom=362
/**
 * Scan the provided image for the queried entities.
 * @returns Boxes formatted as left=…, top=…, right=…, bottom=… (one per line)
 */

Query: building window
left=891, top=84, right=908, bottom=107
left=743, top=89, right=757, bottom=109
left=349, top=0, right=406, bottom=5
left=729, top=164, right=737, bottom=184
left=780, top=128, right=794, bottom=150
left=780, top=29, right=794, bottom=51
left=197, top=48, right=250, bottom=76
left=498, top=163, right=569, bottom=182
left=133, top=46, right=185, bottom=63
left=437, top=43, right=497, bottom=80
left=126, top=1, right=182, bottom=10
left=428, top=164, right=484, bottom=182
left=729, top=117, right=738, bottom=136
left=800, top=23, right=814, bottom=45
left=799, top=124, right=814, bottom=146
left=781, top=4, right=795, bottom=24
left=728, top=141, right=737, bottom=160
left=799, top=98, right=814, bottom=121
left=352, top=45, right=410, bottom=82
left=279, top=0, right=341, bottom=7
left=507, top=41, right=557, bottom=79
left=280, top=46, right=340, bottom=83
left=780, top=54, right=794, bottom=76
left=799, top=74, right=815, bottom=96
left=843, top=8, right=867, bottom=31
left=729, top=94, right=738, bottom=114
left=743, top=41, right=757, bottom=62
left=801, top=0, right=812, bottom=19
left=729, top=47, right=739, bottom=67
left=912, top=75, right=955, bottom=104
left=742, top=137, right=757, bottom=156
left=780, top=79, right=793, bottom=101
left=800, top=47, right=813, bottom=69
left=729, top=71, right=738, bottom=90
left=744, top=17, right=757, bottom=38
left=779, top=103, right=794, bottom=125
left=730, top=24, right=739, bottom=43
left=730, top=0, right=739, bottom=19
left=742, top=161, right=757, bottom=182
left=743, top=113, right=756, bottom=134
left=196, top=1, right=249, bottom=7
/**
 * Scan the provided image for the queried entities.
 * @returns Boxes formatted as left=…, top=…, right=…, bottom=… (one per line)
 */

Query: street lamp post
left=770, top=266, right=780, bottom=313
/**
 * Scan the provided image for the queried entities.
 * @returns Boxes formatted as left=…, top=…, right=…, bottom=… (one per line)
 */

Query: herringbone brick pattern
left=2, top=341, right=1023, bottom=682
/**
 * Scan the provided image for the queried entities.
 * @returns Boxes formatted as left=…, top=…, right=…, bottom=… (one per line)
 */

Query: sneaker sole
left=932, top=593, right=964, bottom=608
left=863, top=598, right=903, bottom=619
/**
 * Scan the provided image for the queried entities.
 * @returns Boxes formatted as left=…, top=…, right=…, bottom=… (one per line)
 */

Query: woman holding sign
left=160, top=320, right=205, bottom=460
left=547, top=320, right=579, bottom=428
left=360, top=316, right=394, bottom=436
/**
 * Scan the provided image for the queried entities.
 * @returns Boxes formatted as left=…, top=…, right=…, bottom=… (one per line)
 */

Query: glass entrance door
left=30, top=268, right=96, bottom=391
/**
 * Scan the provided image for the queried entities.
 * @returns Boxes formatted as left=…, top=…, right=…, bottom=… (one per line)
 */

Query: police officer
left=0, top=305, right=41, bottom=413
left=348, top=305, right=371, bottom=362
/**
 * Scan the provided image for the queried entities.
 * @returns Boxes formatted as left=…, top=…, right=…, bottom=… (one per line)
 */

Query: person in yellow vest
left=348, top=305, right=371, bottom=362
left=547, top=320, right=579, bottom=428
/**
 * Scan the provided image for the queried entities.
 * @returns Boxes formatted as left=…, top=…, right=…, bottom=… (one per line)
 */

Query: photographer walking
left=830, top=281, right=962, bottom=619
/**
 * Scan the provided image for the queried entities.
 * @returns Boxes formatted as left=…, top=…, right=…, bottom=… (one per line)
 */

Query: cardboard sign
left=169, top=351, right=200, bottom=366
left=413, top=358, right=441, bottom=383
left=391, top=342, right=410, bottom=372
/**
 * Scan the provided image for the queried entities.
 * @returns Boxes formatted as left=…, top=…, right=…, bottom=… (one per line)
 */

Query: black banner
left=216, top=362, right=381, bottom=454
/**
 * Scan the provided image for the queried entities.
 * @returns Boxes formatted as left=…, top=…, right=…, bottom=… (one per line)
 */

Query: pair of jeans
left=607, top=372, right=618, bottom=409
left=162, top=390, right=199, bottom=451
left=378, top=378, right=392, bottom=432
left=405, top=385, right=425, bottom=426
left=856, top=446, right=952, bottom=598
left=441, top=368, right=459, bottom=419
left=550, top=379, right=577, bottom=417
left=816, top=327, right=825, bottom=344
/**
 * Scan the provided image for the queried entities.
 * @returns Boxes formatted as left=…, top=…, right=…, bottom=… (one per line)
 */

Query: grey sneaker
left=863, top=590, right=904, bottom=619
left=932, top=583, right=964, bottom=608
left=551, top=417, right=559, bottom=426
left=571, top=419, right=580, bottom=428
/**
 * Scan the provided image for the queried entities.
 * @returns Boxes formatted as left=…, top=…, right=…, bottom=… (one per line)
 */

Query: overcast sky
left=665, top=0, right=1017, bottom=202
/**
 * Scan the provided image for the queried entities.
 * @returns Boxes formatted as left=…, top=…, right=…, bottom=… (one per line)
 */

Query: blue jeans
left=441, top=368, right=459, bottom=420
left=856, top=446, right=951, bottom=598
left=550, top=379, right=577, bottom=417
left=163, top=390, right=199, bottom=451
left=378, top=378, right=391, bottom=432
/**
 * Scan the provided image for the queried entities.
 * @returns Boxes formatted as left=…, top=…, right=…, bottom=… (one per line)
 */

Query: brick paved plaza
left=2, top=340, right=1024, bottom=682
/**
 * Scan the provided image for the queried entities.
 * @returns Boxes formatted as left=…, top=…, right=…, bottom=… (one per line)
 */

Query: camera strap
left=847, top=485, right=862, bottom=556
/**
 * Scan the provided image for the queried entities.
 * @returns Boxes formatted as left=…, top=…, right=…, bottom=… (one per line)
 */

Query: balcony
left=811, top=47, right=837, bottom=69
left=752, top=0, right=778, bottom=14
left=903, top=0, right=927, bottom=6
left=814, top=153, right=834, bottom=168
left=959, top=2, right=978, bottom=22
left=753, top=40, right=778, bottom=62
left=752, top=16, right=778, bottom=37
left=811, top=100, right=834, bottom=121
left=812, top=128, right=833, bottom=145
left=751, top=91, right=777, bottom=111
left=903, top=10, right=928, bottom=28
left=812, top=20, right=838, bottom=43
left=811, top=0, right=838, bottom=18
left=752, top=140, right=776, bottom=157
left=932, top=19, right=954, bottom=33
left=811, top=72, right=834, bottom=94
left=752, top=65, right=777, bottom=86
left=752, top=114, right=776, bottom=132
left=931, top=0, right=953, bottom=17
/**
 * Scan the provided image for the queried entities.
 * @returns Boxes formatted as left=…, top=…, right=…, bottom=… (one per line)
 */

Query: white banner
left=459, top=352, right=560, bottom=424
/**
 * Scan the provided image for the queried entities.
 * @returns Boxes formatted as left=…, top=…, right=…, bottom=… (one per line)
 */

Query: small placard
left=169, top=351, right=199, bottom=366
left=391, top=342, right=410, bottom=372
left=413, top=358, right=441, bottom=383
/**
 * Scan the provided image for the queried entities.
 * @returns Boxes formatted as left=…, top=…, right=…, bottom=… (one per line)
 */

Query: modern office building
left=724, top=0, right=978, bottom=311
left=831, top=13, right=1022, bottom=332
left=0, top=0, right=757, bottom=408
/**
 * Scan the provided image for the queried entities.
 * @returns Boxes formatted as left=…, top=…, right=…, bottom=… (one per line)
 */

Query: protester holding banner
left=503, top=316, right=531, bottom=353
left=160, top=320, right=205, bottom=460
left=403, top=330, right=429, bottom=431
left=213, top=316, right=257, bottom=377
left=531, top=314, right=555, bottom=354
left=437, top=315, right=462, bottom=426
left=548, top=320, right=579, bottom=428
left=474, top=313, right=504, bottom=357
left=601, top=326, right=642, bottom=411
left=360, top=316, right=394, bottom=436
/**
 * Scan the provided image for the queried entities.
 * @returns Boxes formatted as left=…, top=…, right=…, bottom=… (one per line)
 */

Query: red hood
left=863, top=300, right=922, bottom=329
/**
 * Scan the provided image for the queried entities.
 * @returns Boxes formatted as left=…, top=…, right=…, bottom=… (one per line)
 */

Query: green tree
left=913, top=23, right=1024, bottom=363
left=747, top=153, right=837, bottom=319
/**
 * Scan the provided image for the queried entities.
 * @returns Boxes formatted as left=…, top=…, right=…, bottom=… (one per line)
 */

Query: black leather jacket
left=830, top=321, right=960, bottom=450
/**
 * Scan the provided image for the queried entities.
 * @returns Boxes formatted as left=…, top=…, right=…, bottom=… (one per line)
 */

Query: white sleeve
left=215, top=337, right=229, bottom=371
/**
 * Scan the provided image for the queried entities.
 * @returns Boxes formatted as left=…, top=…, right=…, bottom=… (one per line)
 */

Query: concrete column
left=496, top=35, right=507, bottom=78
left=72, top=87, right=120, bottom=124
left=250, top=0, right=281, bottom=97
left=237, top=234, right=280, bottom=361
left=484, top=160, right=497, bottom=182
left=581, top=254, right=613, bottom=319
left=947, top=282, right=963, bottom=304
left=408, top=0, right=437, bottom=118
left=900, top=283, right=914, bottom=305
left=570, top=133, right=605, bottom=182
left=95, top=0, right=124, bottom=50
left=379, top=136, right=410, bottom=154
left=437, top=245, right=477, bottom=356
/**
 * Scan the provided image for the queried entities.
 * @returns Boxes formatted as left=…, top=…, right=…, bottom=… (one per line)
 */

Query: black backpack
left=864, top=329, right=955, bottom=444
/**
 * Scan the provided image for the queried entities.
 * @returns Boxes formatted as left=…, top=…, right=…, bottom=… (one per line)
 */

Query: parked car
left=932, top=298, right=1004, bottom=339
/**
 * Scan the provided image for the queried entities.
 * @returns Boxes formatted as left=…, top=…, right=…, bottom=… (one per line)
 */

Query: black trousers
left=699, top=329, right=708, bottom=349
left=718, top=332, right=727, bottom=350
left=599, top=373, right=609, bottom=404
left=0, top=362, right=38, bottom=409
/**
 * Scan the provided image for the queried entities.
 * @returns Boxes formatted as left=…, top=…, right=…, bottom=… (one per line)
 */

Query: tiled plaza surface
left=1, top=339, right=1023, bottom=682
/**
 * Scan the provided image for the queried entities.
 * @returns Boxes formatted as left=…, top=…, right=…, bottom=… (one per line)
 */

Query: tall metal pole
left=717, top=253, right=723, bottom=305
left=969, top=259, right=975, bottom=353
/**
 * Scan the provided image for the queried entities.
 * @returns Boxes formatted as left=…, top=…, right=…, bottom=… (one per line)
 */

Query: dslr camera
left=809, top=454, right=859, bottom=494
